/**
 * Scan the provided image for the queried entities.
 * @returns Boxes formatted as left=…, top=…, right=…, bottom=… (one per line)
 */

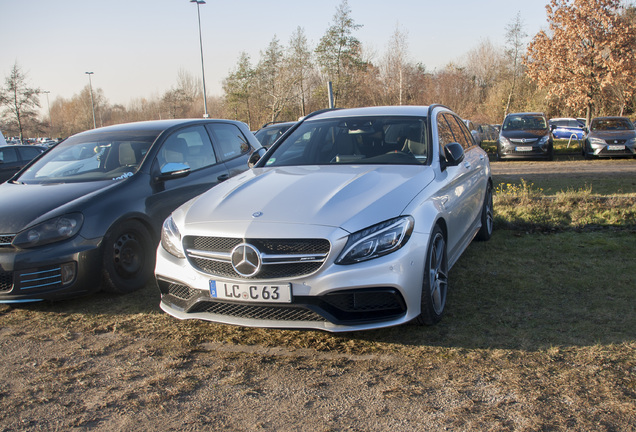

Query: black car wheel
left=414, top=225, right=447, bottom=326
left=102, top=220, right=154, bottom=294
left=476, top=182, right=494, bottom=241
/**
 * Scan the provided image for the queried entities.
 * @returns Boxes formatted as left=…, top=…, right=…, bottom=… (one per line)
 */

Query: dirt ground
left=1, top=158, right=634, bottom=431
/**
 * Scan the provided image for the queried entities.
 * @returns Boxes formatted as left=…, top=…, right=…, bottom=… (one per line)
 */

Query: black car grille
left=0, top=272, right=13, bottom=292
left=0, top=234, right=15, bottom=248
left=184, top=236, right=331, bottom=280
left=166, top=282, right=197, bottom=300
left=188, top=301, right=327, bottom=322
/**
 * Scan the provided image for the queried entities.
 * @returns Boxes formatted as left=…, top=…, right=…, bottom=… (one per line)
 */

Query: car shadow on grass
left=4, top=230, right=634, bottom=352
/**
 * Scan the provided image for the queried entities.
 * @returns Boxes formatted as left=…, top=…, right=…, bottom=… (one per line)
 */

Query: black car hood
left=0, top=180, right=118, bottom=233
left=501, top=129, right=549, bottom=139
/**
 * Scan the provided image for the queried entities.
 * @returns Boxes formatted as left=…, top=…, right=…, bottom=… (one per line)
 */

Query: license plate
left=516, top=146, right=533, bottom=152
left=608, top=145, right=625, bottom=151
left=209, top=281, right=292, bottom=303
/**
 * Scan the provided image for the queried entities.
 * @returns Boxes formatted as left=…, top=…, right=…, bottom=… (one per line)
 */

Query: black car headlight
left=336, top=216, right=414, bottom=265
left=538, top=135, right=550, bottom=146
left=161, top=215, right=185, bottom=259
left=13, top=213, right=84, bottom=248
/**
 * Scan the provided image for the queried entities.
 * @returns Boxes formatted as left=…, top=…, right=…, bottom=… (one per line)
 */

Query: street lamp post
left=41, top=90, right=52, bottom=130
left=85, top=72, right=96, bottom=129
left=190, top=0, right=209, bottom=118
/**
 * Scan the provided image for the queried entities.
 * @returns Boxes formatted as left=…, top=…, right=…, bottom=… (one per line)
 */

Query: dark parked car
left=549, top=117, right=584, bottom=140
left=253, top=121, right=296, bottom=148
left=582, top=116, right=636, bottom=159
left=0, top=145, right=47, bottom=183
left=497, top=112, right=554, bottom=160
left=0, top=119, right=261, bottom=302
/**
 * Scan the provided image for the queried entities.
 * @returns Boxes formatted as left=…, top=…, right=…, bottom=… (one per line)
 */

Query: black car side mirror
left=443, top=142, right=465, bottom=169
left=248, top=148, right=267, bottom=168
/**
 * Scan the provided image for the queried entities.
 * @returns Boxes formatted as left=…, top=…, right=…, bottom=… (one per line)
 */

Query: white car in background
left=155, top=105, right=493, bottom=332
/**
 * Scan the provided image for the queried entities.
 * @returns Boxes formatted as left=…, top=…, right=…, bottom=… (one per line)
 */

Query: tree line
left=2, top=0, right=635, bottom=140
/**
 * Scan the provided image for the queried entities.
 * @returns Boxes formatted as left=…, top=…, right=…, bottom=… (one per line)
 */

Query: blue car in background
left=549, top=118, right=584, bottom=140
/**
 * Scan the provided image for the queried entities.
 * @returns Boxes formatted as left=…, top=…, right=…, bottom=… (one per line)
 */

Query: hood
left=0, top=180, right=119, bottom=233
left=589, top=130, right=636, bottom=140
left=183, top=165, right=435, bottom=233
left=501, top=129, right=549, bottom=139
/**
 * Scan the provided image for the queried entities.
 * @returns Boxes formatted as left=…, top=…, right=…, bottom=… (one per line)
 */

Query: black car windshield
left=261, top=116, right=428, bottom=167
left=16, top=130, right=158, bottom=184
left=503, top=115, right=547, bottom=131
left=590, top=118, right=634, bottom=131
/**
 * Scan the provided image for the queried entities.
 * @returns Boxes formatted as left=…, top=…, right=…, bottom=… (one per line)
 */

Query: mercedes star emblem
left=231, top=243, right=261, bottom=277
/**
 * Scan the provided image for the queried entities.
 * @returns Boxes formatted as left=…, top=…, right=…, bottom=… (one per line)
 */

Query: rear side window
left=0, top=147, right=18, bottom=163
left=207, top=123, right=251, bottom=162
left=444, top=114, right=474, bottom=150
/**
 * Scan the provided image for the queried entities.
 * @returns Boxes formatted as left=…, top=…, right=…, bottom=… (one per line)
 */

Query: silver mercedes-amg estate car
left=155, top=105, right=493, bottom=332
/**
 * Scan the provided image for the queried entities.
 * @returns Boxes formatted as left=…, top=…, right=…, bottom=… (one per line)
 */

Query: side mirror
left=550, top=124, right=557, bottom=131
left=443, top=142, right=465, bottom=168
left=248, top=147, right=267, bottom=168
left=156, top=162, right=190, bottom=181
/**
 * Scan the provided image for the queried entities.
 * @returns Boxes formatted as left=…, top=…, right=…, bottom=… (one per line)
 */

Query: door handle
left=217, top=174, right=229, bottom=182
left=463, top=162, right=471, bottom=169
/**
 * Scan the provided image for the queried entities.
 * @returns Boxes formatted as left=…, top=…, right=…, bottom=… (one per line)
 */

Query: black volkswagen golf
left=0, top=119, right=262, bottom=302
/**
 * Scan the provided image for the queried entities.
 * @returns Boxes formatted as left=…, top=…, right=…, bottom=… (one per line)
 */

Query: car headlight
left=538, top=135, right=550, bottom=146
left=589, top=137, right=606, bottom=146
left=12, top=213, right=84, bottom=248
left=499, top=136, right=512, bottom=147
left=336, top=216, right=414, bottom=265
left=626, top=137, right=636, bottom=146
left=161, top=215, right=185, bottom=259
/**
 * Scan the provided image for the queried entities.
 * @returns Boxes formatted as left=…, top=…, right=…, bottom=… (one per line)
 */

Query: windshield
left=503, top=115, right=547, bottom=131
left=16, top=130, right=158, bottom=184
left=590, top=118, right=634, bottom=131
left=261, top=116, right=428, bottom=167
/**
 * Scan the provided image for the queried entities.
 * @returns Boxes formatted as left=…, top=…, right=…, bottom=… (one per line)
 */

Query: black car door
left=146, top=123, right=253, bottom=229
left=0, top=147, right=20, bottom=183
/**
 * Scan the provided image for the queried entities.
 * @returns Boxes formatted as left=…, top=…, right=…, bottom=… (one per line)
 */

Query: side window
left=437, top=114, right=456, bottom=148
left=19, top=147, right=43, bottom=161
left=206, top=123, right=251, bottom=162
left=157, top=126, right=217, bottom=172
left=0, top=147, right=18, bottom=163
left=447, top=115, right=474, bottom=150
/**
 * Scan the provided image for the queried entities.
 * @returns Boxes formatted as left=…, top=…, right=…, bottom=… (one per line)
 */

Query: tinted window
left=445, top=114, right=473, bottom=150
left=158, top=126, right=217, bottom=172
left=207, top=123, right=251, bottom=162
left=18, top=146, right=44, bottom=161
left=503, top=115, right=547, bottom=131
left=590, top=118, right=634, bottom=131
left=0, top=147, right=18, bottom=163
left=263, top=116, right=428, bottom=167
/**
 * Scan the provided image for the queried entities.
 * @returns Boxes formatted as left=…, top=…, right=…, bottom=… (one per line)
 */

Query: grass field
left=1, top=158, right=635, bottom=430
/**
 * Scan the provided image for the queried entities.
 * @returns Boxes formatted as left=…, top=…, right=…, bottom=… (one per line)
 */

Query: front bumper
left=587, top=142, right=635, bottom=158
left=0, top=235, right=103, bottom=302
left=155, top=231, right=430, bottom=332
left=498, top=142, right=553, bottom=160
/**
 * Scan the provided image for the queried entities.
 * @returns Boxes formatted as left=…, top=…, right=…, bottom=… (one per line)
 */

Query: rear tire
left=102, top=220, right=154, bottom=294
left=413, top=225, right=448, bottom=326
left=476, top=182, right=493, bottom=241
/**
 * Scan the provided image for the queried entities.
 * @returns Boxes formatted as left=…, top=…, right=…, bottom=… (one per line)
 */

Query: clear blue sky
left=0, top=0, right=550, bottom=108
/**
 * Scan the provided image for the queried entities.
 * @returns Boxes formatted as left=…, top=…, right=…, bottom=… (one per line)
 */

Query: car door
left=0, top=147, right=20, bottom=182
left=436, top=113, right=487, bottom=260
left=146, top=124, right=233, bottom=228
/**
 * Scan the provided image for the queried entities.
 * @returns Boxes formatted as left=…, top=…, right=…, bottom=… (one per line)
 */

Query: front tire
left=102, top=220, right=154, bottom=294
left=414, top=225, right=448, bottom=326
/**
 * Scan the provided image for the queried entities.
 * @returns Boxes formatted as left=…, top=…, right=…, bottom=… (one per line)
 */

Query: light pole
left=41, top=90, right=52, bottom=131
left=85, top=72, right=96, bottom=129
left=190, top=0, right=209, bottom=118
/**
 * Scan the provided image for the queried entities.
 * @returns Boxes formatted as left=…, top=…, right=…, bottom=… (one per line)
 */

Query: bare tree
left=504, top=13, right=528, bottom=117
left=381, top=25, right=410, bottom=105
left=0, top=62, right=41, bottom=141
left=287, top=27, right=316, bottom=117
